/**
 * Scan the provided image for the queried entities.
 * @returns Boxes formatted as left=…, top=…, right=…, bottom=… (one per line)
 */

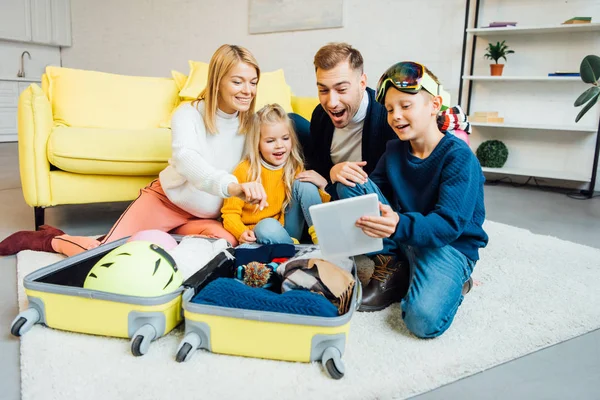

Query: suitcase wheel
left=175, top=332, right=202, bottom=363
left=176, top=343, right=193, bottom=363
left=10, top=308, right=41, bottom=337
left=322, top=347, right=345, bottom=380
left=130, top=324, right=157, bottom=357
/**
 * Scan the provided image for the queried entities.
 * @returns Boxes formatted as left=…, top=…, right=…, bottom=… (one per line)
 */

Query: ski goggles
left=375, top=61, right=451, bottom=110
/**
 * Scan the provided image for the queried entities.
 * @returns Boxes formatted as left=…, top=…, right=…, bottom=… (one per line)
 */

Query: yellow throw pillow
left=171, top=70, right=188, bottom=92
left=255, top=69, right=293, bottom=113
left=158, top=70, right=190, bottom=128
left=45, top=66, right=179, bottom=130
left=179, top=60, right=209, bottom=100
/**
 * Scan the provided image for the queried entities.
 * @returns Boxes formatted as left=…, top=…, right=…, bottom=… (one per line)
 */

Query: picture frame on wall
left=249, top=0, right=344, bottom=34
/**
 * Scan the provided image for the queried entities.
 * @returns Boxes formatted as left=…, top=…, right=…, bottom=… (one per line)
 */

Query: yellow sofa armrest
left=18, top=83, right=54, bottom=207
left=291, top=96, right=319, bottom=121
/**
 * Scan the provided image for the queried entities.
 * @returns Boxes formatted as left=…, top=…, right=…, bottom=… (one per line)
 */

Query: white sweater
left=159, top=101, right=246, bottom=218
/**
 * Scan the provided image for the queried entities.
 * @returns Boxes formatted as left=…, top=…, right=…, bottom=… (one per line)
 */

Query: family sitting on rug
left=0, top=42, right=488, bottom=338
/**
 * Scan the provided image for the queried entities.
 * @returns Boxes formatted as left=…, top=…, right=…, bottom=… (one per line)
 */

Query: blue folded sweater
left=192, top=278, right=339, bottom=317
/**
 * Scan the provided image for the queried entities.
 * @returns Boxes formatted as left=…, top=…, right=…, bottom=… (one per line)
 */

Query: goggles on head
left=375, top=61, right=451, bottom=110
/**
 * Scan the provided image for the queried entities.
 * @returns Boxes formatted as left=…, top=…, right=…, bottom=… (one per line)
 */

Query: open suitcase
left=10, top=235, right=193, bottom=356
left=175, top=244, right=361, bottom=380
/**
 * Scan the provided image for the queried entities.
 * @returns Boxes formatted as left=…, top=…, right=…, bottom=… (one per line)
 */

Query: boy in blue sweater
left=337, top=61, right=488, bottom=338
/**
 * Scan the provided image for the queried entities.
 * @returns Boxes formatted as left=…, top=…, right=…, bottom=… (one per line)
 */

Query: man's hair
left=313, top=42, right=364, bottom=73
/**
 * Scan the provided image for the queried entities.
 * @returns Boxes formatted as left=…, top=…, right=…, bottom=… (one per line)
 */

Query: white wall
left=59, top=0, right=600, bottom=192
left=60, top=0, right=466, bottom=99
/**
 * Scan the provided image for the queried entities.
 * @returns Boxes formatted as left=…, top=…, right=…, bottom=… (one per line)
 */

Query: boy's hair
left=313, top=42, right=364, bottom=73
left=193, top=44, right=260, bottom=135
left=245, top=104, right=305, bottom=213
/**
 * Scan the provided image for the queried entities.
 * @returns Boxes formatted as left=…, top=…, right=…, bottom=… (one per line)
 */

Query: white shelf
left=481, top=166, right=591, bottom=182
left=471, top=122, right=597, bottom=132
left=463, top=75, right=581, bottom=81
left=467, top=23, right=600, bottom=36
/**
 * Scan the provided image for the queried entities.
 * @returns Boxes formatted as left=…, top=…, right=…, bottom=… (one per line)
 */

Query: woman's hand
left=330, top=161, right=368, bottom=187
left=228, top=182, right=269, bottom=210
left=356, top=202, right=399, bottom=238
left=239, top=230, right=257, bottom=244
left=296, top=170, right=328, bottom=190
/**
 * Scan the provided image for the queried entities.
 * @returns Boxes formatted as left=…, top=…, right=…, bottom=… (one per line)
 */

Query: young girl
left=221, top=104, right=330, bottom=245
left=0, top=44, right=267, bottom=257
left=336, top=61, right=488, bottom=338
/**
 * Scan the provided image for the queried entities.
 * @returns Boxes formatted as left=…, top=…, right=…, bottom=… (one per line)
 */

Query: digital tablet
left=309, top=193, right=383, bottom=258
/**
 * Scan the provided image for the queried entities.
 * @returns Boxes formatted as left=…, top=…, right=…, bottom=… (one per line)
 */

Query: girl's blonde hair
left=245, top=104, right=305, bottom=213
left=192, top=44, right=260, bottom=135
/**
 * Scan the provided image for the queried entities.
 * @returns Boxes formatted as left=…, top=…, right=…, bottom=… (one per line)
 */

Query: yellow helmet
left=84, top=241, right=183, bottom=297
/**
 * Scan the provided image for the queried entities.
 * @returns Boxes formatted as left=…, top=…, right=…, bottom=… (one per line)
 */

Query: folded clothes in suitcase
left=175, top=244, right=361, bottom=380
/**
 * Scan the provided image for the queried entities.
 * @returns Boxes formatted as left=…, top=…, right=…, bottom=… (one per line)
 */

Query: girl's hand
left=330, top=161, right=368, bottom=187
left=239, top=230, right=257, bottom=244
left=228, top=182, right=269, bottom=210
left=356, top=202, right=399, bottom=238
left=296, top=170, right=328, bottom=190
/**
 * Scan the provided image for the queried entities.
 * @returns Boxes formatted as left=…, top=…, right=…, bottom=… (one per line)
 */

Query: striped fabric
left=437, top=106, right=471, bottom=135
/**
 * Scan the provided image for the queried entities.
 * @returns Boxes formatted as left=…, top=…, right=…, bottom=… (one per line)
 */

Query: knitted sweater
left=159, top=101, right=245, bottom=219
left=221, top=160, right=330, bottom=240
left=371, top=134, right=489, bottom=261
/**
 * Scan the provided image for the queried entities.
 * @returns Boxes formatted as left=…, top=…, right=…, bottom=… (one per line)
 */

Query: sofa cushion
left=45, top=66, right=179, bottom=130
left=255, top=69, right=293, bottom=113
left=171, top=70, right=188, bottom=92
left=179, top=61, right=209, bottom=100
left=291, top=96, right=320, bottom=121
left=47, top=127, right=172, bottom=176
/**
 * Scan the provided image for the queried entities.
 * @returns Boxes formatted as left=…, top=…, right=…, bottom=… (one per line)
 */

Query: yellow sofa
left=18, top=66, right=319, bottom=228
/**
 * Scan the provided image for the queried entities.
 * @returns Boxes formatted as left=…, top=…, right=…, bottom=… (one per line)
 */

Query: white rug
left=15, top=221, right=600, bottom=400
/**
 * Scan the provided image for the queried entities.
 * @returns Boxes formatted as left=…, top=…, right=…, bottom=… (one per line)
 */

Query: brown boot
left=358, top=254, right=409, bottom=312
left=0, top=225, right=65, bottom=256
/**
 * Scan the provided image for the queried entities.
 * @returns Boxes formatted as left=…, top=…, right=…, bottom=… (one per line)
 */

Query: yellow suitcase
left=175, top=244, right=360, bottom=380
left=10, top=236, right=190, bottom=356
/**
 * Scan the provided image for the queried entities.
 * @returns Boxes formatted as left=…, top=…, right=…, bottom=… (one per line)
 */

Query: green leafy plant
left=483, top=40, right=515, bottom=64
left=476, top=140, right=509, bottom=168
left=574, top=55, right=600, bottom=122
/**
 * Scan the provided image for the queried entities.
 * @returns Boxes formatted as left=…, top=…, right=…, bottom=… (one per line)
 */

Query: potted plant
left=484, top=40, right=515, bottom=76
left=574, top=54, right=600, bottom=122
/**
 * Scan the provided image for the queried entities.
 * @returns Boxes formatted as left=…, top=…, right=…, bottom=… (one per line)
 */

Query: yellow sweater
left=221, top=160, right=330, bottom=240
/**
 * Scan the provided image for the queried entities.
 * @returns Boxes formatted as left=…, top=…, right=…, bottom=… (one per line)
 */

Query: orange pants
left=51, top=180, right=238, bottom=257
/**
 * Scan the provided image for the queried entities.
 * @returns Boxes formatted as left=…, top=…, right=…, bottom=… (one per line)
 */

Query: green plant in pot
left=484, top=40, right=515, bottom=76
left=574, top=54, right=600, bottom=122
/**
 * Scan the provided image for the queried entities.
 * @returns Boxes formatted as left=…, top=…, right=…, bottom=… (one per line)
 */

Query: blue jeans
left=336, top=180, right=475, bottom=338
left=254, top=180, right=322, bottom=244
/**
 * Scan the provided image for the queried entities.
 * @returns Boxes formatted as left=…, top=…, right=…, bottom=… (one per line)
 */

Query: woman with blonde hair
left=221, top=104, right=330, bottom=245
left=0, top=44, right=268, bottom=256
